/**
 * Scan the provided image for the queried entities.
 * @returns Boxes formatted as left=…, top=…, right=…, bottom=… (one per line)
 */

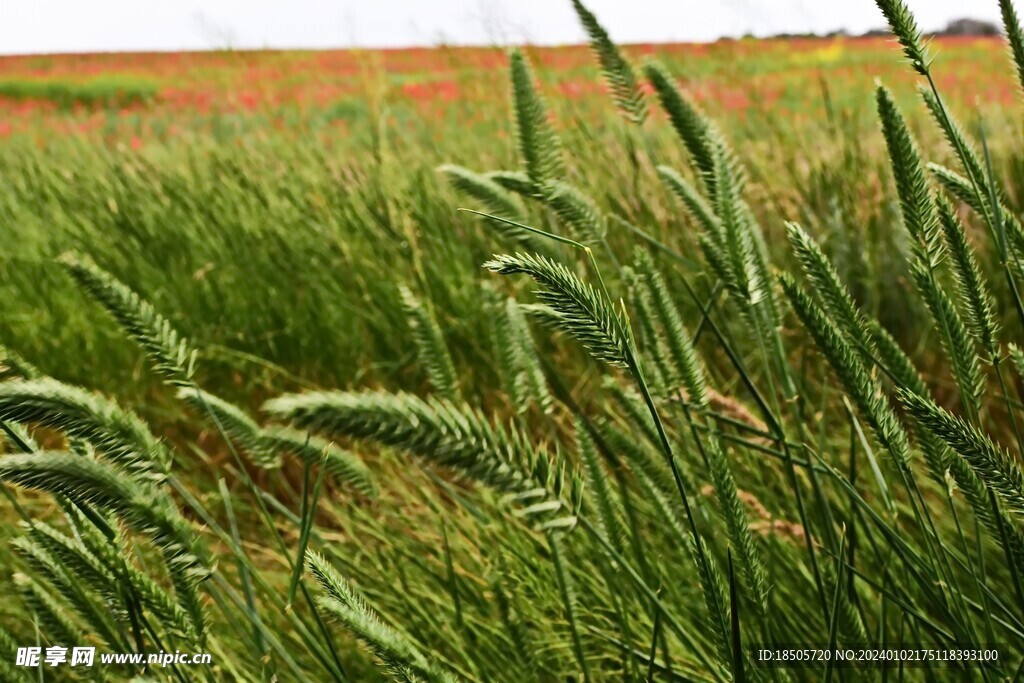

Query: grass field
left=1, top=34, right=1021, bottom=397
left=3, top=0, right=1024, bottom=680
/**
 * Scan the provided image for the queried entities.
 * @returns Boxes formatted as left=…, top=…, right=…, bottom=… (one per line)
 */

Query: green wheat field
left=3, top=0, right=1024, bottom=680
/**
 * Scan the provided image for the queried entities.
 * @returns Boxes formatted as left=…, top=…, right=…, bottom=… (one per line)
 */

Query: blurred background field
left=1, top=36, right=1021, bottom=400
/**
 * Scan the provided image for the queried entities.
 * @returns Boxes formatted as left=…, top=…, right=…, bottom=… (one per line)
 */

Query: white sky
left=0, top=1, right=1005, bottom=55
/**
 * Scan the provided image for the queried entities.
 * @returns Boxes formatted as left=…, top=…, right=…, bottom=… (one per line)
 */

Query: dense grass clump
left=0, top=76, right=158, bottom=108
left=4, top=0, right=1024, bottom=680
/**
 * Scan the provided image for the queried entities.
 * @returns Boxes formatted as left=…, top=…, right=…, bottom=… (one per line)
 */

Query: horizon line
left=0, top=28, right=1002, bottom=60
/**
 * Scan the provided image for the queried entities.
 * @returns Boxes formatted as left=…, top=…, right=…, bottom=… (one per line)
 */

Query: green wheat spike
left=307, top=551, right=461, bottom=683
left=877, top=86, right=988, bottom=410
left=712, top=141, right=763, bottom=307
left=492, top=564, right=539, bottom=679
left=493, top=296, right=531, bottom=412
left=919, top=88, right=995, bottom=208
left=703, top=431, right=769, bottom=618
left=399, top=285, right=460, bottom=401
left=899, top=389, right=1024, bottom=516
left=936, top=199, right=999, bottom=357
left=656, top=165, right=726, bottom=246
left=0, top=452, right=210, bottom=605
left=909, top=262, right=985, bottom=410
left=643, top=61, right=716, bottom=190
left=163, top=546, right=208, bottom=646
left=0, top=377, right=170, bottom=480
left=59, top=252, right=198, bottom=387
left=507, top=299, right=554, bottom=415
left=868, top=322, right=1024, bottom=575
left=177, top=387, right=281, bottom=469
left=603, top=378, right=662, bottom=448
left=868, top=322, right=953, bottom=480
left=918, top=85, right=1024, bottom=279
left=633, top=248, right=707, bottom=408
left=821, top=560, right=868, bottom=642
left=14, top=572, right=87, bottom=648
left=1010, top=344, right=1024, bottom=381
left=0, top=623, right=30, bottom=683
left=786, top=222, right=875, bottom=355
left=626, top=264, right=676, bottom=393
left=437, top=164, right=524, bottom=221
left=690, top=535, right=733, bottom=678
left=876, top=84, right=943, bottom=268
left=0, top=345, right=41, bottom=381
left=485, top=170, right=536, bottom=197
left=494, top=297, right=553, bottom=415
left=630, top=255, right=767, bottom=619
left=1000, top=0, right=1024, bottom=98
left=261, top=426, right=377, bottom=496
left=548, top=534, right=591, bottom=680
left=929, top=163, right=992, bottom=216
left=539, top=180, right=607, bottom=244
left=570, top=0, right=648, bottom=123
left=28, top=520, right=196, bottom=640
left=779, top=274, right=911, bottom=469
left=929, top=162, right=1024, bottom=263
left=483, top=252, right=631, bottom=368
left=509, top=49, right=565, bottom=187
left=0, top=420, right=37, bottom=453
left=264, top=390, right=578, bottom=530
left=697, top=232, right=738, bottom=292
left=598, top=417, right=676, bottom=505
left=12, top=537, right=125, bottom=649
left=574, top=419, right=626, bottom=550
left=874, top=0, right=931, bottom=75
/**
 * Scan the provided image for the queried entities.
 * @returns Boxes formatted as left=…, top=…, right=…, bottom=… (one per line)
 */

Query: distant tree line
left=754, top=17, right=1000, bottom=41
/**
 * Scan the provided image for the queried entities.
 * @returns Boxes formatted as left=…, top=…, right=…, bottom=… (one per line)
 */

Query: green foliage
left=0, top=76, right=158, bottom=108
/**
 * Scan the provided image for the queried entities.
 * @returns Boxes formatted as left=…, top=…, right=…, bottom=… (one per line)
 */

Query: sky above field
left=0, top=0, right=1005, bottom=54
